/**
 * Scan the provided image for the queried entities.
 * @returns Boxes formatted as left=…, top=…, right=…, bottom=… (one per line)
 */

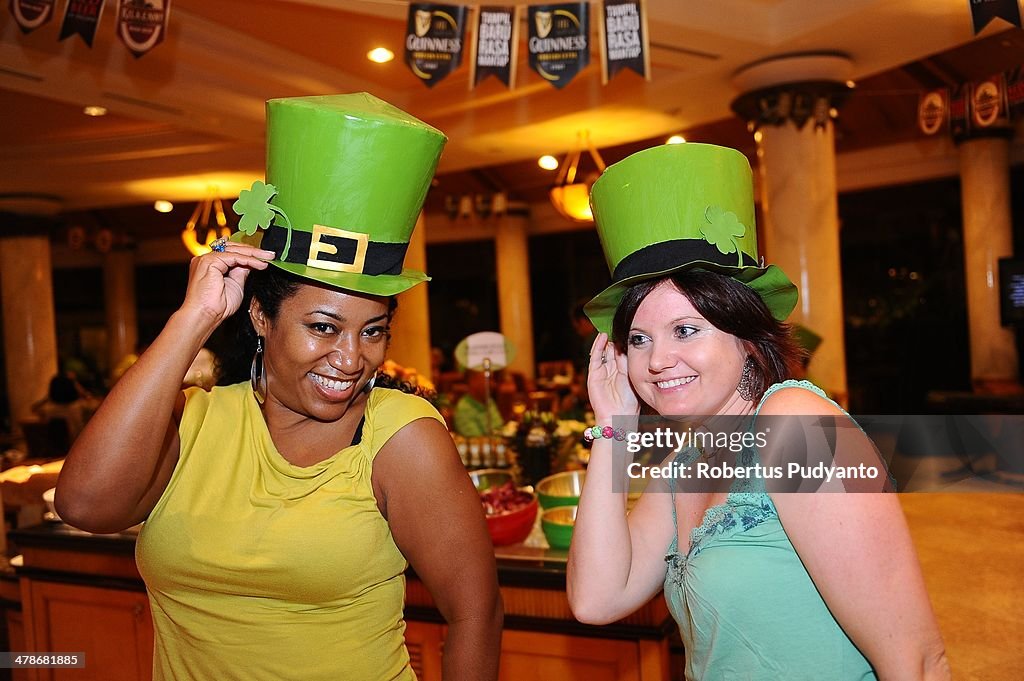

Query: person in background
left=31, top=373, right=96, bottom=441
left=568, top=143, right=948, bottom=680
left=559, top=301, right=598, bottom=420
left=570, top=299, right=598, bottom=379
left=56, top=93, right=501, bottom=681
left=453, top=367, right=504, bottom=437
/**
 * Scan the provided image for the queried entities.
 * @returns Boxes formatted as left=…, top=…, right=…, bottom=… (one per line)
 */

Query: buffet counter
left=6, top=522, right=674, bottom=681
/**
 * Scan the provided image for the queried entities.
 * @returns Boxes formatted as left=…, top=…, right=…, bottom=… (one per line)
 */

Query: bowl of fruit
left=477, top=479, right=538, bottom=546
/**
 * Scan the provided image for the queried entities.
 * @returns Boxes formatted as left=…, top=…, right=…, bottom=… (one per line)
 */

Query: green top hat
left=584, top=143, right=798, bottom=335
left=232, top=93, right=446, bottom=296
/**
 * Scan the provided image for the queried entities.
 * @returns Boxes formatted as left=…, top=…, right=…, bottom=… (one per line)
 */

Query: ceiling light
left=666, top=135, right=686, bottom=145
left=153, top=200, right=174, bottom=213
left=367, top=47, right=395, bottom=64
left=845, top=80, right=856, bottom=89
left=549, top=131, right=606, bottom=224
left=181, top=188, right=230, bottom=257
left=538, top=155, right=559, bottom=171
left=83, top=105, right=107, bottom=117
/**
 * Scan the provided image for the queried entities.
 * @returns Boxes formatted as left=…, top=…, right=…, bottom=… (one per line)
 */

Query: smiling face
left=626, top=280, right=751, bottom=417
left=251, top=283, right=390, bottom=423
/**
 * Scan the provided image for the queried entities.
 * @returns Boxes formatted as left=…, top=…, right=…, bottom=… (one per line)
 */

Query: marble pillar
left=103, top=249, right=138, bottom=379
left=732, top=54, right=853, bottom=405
left=0, top=235, right=58, bottom=428
left=387, top=214, right=433, bottom=379
left=495, top=212, right=536, bottom=380
left=755, top=122, right=848, bottom=404
left=958, top=136, right=1018, bottom=389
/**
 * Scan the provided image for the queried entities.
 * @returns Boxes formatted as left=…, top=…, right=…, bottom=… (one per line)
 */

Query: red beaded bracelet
left=582, top=425, right=627, bottom=442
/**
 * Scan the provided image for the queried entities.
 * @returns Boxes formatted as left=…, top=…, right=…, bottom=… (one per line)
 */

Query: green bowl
left=469, top=468, right=514, bottom=492
left=536, top=470, right=585, bottom=509
left=541, top=505, right=577, bottom=550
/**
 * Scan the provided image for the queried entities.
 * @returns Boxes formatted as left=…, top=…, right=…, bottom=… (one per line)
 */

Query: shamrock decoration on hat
left=584, top=143, right=798, bottom=335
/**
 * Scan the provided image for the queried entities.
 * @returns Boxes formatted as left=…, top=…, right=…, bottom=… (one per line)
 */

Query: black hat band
left=262, top=224, right=408, bottom=276
left=612, top=238, right=759, bottom=282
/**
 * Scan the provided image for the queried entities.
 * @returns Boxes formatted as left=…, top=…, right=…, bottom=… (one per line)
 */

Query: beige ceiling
left=0, top=0, right=1015, bottom=211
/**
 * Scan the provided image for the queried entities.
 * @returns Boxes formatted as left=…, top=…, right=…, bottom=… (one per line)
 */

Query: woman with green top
left=56, top=94, right=502, bottom=681
left=567, top=143, right=948, bottom=680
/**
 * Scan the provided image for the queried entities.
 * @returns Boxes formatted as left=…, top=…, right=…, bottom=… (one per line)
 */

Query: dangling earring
left=737, top=356, right=756, bottom=402
left=251, top=335, right=266, bottom=404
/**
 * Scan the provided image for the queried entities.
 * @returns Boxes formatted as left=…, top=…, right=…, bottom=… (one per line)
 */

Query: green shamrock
left=232, top=180, right=293, bottom=255
left=701, top=205, right=747, bottom=267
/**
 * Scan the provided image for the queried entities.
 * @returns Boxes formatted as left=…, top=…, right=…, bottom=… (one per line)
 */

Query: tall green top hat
left=584, top=143, right=798, bottom=335
left=232, top=93, right=446, bottom=296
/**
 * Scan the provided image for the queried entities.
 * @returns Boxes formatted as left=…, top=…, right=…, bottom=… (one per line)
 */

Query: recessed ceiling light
left=83, top=105, right=107, bottom=117
left=153, top=200, right=174, bottom=213
left=666, top=135, right=686, bottom=145
left=538, top=155, right=559, bottom=170
left=845, top=80, right=856, bottom=89
left=367, top=47, right=395, bottom=64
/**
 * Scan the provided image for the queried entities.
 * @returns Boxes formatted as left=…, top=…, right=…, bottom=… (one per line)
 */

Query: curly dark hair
left=610, top=270, right=804, bottom=403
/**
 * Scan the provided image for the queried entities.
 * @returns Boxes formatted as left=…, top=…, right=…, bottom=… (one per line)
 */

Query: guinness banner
left=471, top=6, right=520, bottom=88
left=59, top=0, right=107, bottom=46
left=917, top=89, right=948, bottom=135
left=405, top=3, right=468, bottom=88
left=969, top=0, right=1022, bottom=35
left=970, top=74, right=1007, bottom=128
left=528, top=2, right=589, bottom=90
left=9, top=0, right=56, bottom=33
left=116, top=0, right=171, bottom=58
left=949, top=83, right=970, bottom=139
left=1007, top=66, right=1024, bottom=116
left=598, top=0, right=649, bottom=84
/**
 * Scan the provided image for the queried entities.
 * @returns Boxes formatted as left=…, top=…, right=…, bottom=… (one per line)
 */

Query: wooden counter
left=7, top=523, right=674, bottom=681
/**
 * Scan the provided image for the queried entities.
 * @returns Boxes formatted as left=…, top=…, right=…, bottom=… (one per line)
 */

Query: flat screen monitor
left=998, top=258, right=1024, bottom=326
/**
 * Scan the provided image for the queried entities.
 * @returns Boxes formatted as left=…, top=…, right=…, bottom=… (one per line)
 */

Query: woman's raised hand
left=587, top=332, right=639, bottom=422
left=181, top=242, right=275, bottom=325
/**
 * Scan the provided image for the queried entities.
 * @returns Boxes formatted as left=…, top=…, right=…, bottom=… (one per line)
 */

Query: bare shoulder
left=757, top=383, right=843, bottom=418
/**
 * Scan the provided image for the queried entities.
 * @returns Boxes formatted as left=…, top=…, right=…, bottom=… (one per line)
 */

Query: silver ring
left=210, top=237, right=228, bottom=252
left=601, top=354, right=608, bottom=365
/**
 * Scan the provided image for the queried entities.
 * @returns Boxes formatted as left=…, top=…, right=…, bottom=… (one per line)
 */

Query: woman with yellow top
left=56, top=94, right=502, bottom=681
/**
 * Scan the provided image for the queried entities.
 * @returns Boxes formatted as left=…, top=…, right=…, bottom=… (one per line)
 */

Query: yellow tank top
left=136, top=382, right=444, bottom=681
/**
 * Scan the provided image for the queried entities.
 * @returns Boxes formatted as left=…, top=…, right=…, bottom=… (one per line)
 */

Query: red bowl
left=484, top=493, right=538, bottom=546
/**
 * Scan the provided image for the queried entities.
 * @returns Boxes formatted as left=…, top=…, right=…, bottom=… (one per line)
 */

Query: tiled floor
left=899, top=457, right=1024, bottom=680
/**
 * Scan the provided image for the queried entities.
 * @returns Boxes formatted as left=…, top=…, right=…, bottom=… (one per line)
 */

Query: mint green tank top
left=663, top=380, right=877, bottom=680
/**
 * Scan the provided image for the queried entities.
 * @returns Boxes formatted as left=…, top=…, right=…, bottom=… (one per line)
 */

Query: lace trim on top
left=664, top=381, right=825, bottom=573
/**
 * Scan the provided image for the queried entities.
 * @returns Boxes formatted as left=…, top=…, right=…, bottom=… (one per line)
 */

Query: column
left=387, top=213, right=433, bottom=378
left=0, top=235, right=58, bottom=428
left=495, top=210, right=536, bottom=380
left=732, top=54, right=853, bottom=405
left=958, top=135, right=1018, bottom=390
left=103, top=248, right=138, bottom=379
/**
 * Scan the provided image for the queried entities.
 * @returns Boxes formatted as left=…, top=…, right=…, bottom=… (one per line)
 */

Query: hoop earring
left=362, top=372, right=377, bottom=395
left=251, top=335, right=266, bottom=404
left=737, top=356, right=756, bottom=402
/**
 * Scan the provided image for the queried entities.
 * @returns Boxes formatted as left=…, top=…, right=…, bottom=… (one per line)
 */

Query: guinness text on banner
left=528, top=2, right=589, bottom=90
left=405, top=3, right=468, bottom=88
